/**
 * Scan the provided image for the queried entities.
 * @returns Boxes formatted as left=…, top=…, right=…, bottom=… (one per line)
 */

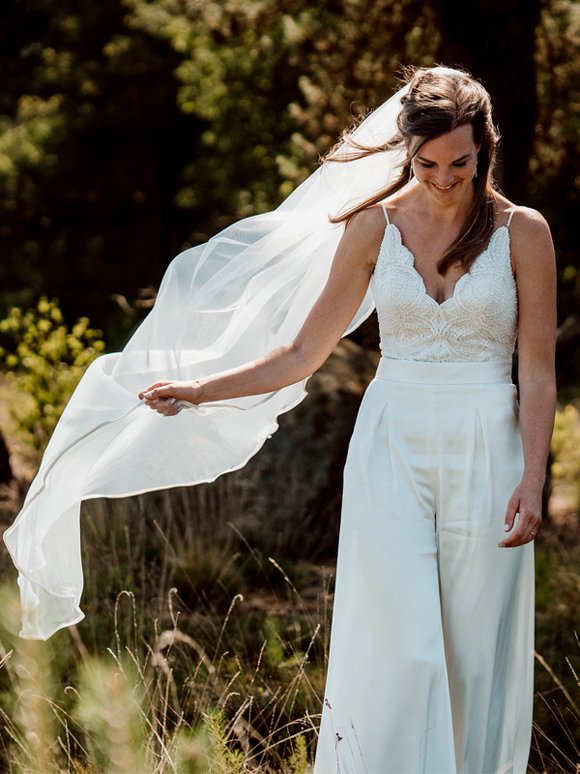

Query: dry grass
left=0, top=496, right=578, bottom=772
left=0, top=365, right=578, bottom=771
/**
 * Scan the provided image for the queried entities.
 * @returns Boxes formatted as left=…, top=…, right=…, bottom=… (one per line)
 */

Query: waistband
left=375, top=357, right=513, bottom=385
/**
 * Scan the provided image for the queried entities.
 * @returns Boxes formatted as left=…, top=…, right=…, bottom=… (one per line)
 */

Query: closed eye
left=418, top=161, right=468, bottom=168
left=416, top=153, right=471, bottom=169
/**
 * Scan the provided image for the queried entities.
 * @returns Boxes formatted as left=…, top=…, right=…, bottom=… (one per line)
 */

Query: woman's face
left=409, top=124, right=480, bottom=204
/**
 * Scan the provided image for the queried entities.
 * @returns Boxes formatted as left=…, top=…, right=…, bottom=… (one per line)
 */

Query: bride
left=5, top=66, right=556, bottom=772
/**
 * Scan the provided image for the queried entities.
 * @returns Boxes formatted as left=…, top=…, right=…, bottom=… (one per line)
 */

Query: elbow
left=518, top=371, right=556, bottom=393
left=518, top=373, right=557, bottom=408
left=290, top=340, right=326, bottom=381
left=518, top=356, right=556, bottom=393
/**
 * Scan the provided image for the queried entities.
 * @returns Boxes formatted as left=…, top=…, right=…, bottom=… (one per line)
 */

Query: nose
left=434, top=171, right=455, bottom=185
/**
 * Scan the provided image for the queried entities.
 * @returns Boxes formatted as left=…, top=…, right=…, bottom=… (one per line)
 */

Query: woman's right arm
left=139, top=209, right=383, bottom=415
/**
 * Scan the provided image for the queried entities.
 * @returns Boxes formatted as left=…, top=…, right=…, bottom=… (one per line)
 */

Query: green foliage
left=125, top=0, right=440, bottom=219
left=531, top=0, right=580, bottom=321
left=551, top=402, right=580, bottom=507
left=0, top=0, right=578, bottom=362
left=287, top=733, right=309, bottom=773
left=125, top=0, right=307, bottom=219
left=0, top=297, right=105, bottom=460
left=202, top=708, right=246, bottom=773
left=0, top=94, right=65, bottom=185
left=263, top=614, right=286, bottom=669
left=0, top=0, right=197, bottom=334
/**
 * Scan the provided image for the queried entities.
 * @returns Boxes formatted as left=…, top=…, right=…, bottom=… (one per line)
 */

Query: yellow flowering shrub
left=551, top=402, right=580, bottom=508
left=0, top=298, right=105, bottom=461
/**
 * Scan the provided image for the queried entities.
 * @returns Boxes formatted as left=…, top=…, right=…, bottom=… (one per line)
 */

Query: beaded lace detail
left=370, top=221, right=518, bottom=362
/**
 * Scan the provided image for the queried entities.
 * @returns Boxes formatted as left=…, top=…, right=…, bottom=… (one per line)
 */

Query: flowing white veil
left=3, top=74, right=423, bottom=639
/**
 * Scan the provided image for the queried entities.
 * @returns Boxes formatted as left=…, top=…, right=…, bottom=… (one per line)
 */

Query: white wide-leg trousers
left=314, top=358, right=534, bottom=774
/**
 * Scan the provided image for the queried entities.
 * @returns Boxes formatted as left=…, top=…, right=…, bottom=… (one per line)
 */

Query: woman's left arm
left=499, top=207, right=557, bottom=548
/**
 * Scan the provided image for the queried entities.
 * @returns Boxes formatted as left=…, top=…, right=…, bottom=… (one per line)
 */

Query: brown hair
left=325, top=66, right=501, bottom=275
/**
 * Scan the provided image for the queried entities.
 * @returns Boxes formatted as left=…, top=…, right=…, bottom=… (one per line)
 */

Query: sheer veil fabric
left=4, top=70, right=458, bottom=640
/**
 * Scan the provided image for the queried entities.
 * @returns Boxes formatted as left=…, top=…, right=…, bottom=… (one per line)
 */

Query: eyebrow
left=417, top=153, right=471, bottom=163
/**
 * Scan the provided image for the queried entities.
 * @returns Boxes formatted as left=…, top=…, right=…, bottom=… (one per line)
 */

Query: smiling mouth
left=432, top=182, right=457, bottom=192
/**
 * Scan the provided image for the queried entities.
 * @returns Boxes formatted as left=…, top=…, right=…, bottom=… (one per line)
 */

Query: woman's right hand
left=138, top=380, right=203, bottom=416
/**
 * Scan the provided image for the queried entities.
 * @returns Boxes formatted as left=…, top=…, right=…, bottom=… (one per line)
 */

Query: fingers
left=138, top=381, right=171, bottom=400
left=498, top=510, right=542, bottom=548
left=144, top=397, right=183, bottom=417
left=503, top=493, right=519, bottom=534
left=498, top=486, right=542, bottom=548
left=138, top=379, right=194, bottom=416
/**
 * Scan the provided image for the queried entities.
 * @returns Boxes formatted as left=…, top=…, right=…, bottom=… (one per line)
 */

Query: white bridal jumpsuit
left=314, top=206, right=534, bottom=774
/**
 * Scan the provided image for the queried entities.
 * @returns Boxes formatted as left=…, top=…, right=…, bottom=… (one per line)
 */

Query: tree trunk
left=431, top=0, right=541, bottom=203
left=0, top=431, right=13, bottom=484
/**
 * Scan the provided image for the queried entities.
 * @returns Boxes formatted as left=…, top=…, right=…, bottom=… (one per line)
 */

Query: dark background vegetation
left=0, top=0, right=578, bottom=366
left=0, top=0, right=578, bottom=771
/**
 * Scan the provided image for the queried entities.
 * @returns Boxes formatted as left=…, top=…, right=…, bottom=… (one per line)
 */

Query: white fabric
left=314, top=358, right=533, bottom=774
left=8, top=70, right=489, bottom=640
left=371, top=215, right=518, bottom=362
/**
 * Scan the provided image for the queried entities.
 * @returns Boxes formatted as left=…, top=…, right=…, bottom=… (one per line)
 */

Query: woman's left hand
left=498, top=480, right=543, bottom=548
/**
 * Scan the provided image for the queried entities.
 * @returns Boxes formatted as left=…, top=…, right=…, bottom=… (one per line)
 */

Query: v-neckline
left=386, top=222, right=509, bottom=308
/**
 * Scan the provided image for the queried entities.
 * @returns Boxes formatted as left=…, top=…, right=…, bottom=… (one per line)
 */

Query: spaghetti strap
left=506, top=209, right=516, bottom=228
left=381, top=203, right=391, bottom=225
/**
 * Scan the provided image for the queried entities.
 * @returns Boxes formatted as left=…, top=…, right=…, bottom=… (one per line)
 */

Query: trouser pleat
left=314, top=359, right=533, bottom=774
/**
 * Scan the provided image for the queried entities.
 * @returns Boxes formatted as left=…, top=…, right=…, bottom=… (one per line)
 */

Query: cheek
left=412, top=164, right=430, bottom=181
left=459, top=166, right=477, bottom=182
left=444, top=167, right=474, bottom=183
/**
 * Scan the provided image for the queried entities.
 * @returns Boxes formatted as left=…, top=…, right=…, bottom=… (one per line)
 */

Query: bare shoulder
left=341, top=204, right=389, bottom=270
left=508, top=206, right=556, bottom=311
left=501, top=202, right=557, bottom=371
left=502, top=202, right=555, bottom=278
left=345, top=203, right=388, bottom=235
left=509, top=204, right=552, bottom=241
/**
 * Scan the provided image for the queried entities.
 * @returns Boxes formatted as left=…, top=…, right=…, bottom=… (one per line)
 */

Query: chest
left=369, top=223, right=518, bottom=362
left=399, top=234, right=467, bottom=304
left=371, top=222, right=517, bottom=320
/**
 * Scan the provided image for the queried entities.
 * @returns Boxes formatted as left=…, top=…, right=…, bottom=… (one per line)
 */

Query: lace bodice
left=370, top=209, right=518, bottom=363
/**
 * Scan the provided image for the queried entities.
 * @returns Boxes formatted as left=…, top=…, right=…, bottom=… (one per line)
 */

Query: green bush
left=0, top=297, right=105, bottom=461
